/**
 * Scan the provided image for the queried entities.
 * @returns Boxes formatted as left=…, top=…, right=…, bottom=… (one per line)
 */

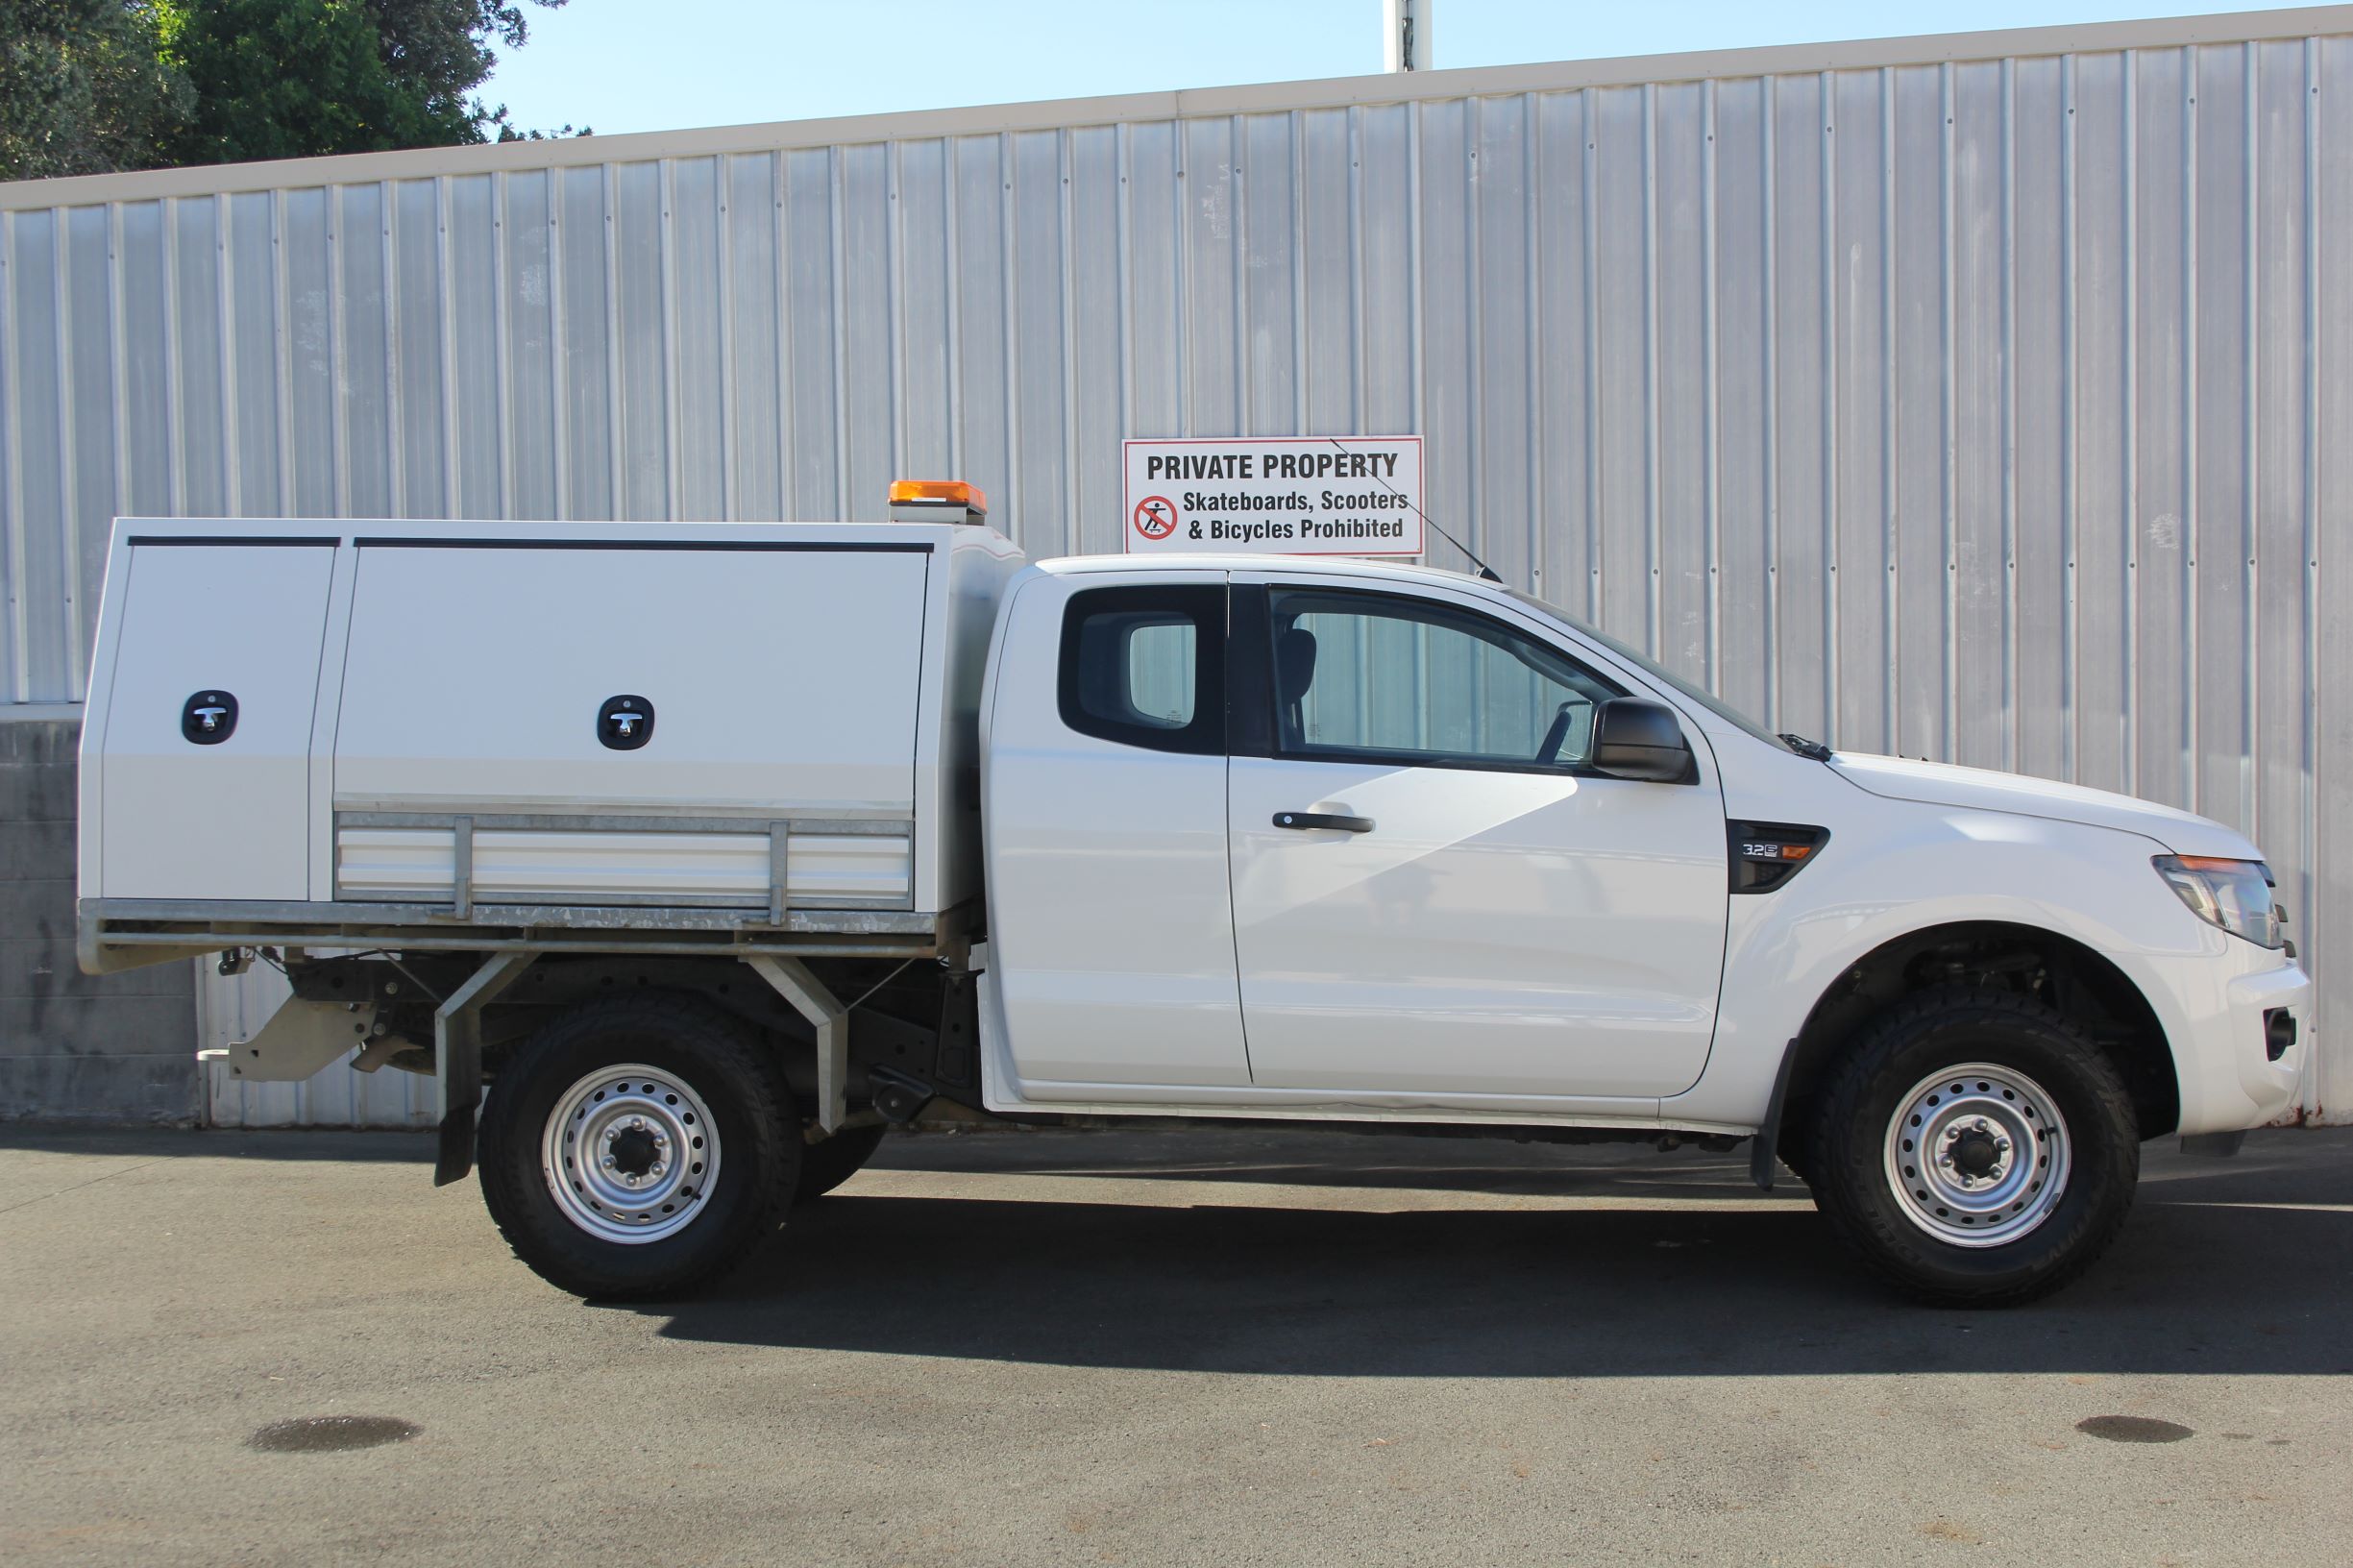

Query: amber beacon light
left=887, top=479, right=987, bottom=513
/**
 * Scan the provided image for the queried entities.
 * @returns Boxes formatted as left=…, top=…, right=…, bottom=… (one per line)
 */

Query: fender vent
left=1728, top=821, right=1829, bottom=894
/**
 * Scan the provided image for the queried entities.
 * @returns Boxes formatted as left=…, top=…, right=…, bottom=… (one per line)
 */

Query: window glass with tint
left=1059, top=584, right=1226, bottom=755
left=1266, top=589, right=1622, bottom=771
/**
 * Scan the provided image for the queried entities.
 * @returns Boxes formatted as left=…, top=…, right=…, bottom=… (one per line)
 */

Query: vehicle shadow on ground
left=634, top=1141, right=2353, bottom=1380
left=0, top=1126, right=435, bottom=1162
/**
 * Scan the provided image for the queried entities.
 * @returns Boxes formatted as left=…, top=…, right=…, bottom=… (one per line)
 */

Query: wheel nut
left=1973, top=1117, right=1990, bottom=1131
left=601, top=1154, right=616, bottom=1169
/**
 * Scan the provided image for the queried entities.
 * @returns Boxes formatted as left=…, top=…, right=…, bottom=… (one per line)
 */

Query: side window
left=1059, top=584, right=1227, bottom=755
left=1266, top=588, right=1623, bottom=771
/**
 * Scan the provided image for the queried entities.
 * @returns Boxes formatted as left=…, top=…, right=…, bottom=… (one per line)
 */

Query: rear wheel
left=478, top=993, right=797, bottom=1300
left=793, top=1122, right=888, bottom=1204
left=1805, top=986, right=2140, bottom=1307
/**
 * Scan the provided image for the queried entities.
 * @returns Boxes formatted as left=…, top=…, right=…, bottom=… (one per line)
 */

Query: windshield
left=1503, top=588, right=1793, bottom=751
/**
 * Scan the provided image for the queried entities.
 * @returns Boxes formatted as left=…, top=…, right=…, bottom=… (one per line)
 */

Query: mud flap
left=433, top=950, right=539, bottom=1187
left=1750, top=1039, right=1801, bottom=1191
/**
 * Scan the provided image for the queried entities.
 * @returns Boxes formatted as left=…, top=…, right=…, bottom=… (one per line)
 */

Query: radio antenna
left=1325, top=438, right=1502, bottom=583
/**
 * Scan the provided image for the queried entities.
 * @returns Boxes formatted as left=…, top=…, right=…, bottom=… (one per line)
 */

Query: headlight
left=2152, top=856, right=2283, bottom=949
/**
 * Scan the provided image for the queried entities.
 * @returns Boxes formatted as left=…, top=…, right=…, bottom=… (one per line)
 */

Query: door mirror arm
left=1588, top=697, right=1695, bottom=783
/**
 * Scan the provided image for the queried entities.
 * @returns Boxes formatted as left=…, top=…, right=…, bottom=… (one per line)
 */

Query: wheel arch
left=1777, top=920, right=2179, bottom=1164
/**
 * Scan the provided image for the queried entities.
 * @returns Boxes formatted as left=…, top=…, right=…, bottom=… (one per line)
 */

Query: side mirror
left=1590, top=697, right=1693, bottom=783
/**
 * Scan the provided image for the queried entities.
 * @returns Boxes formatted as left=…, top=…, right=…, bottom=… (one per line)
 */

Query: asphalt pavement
left=3, top=1122, right=2348, bottom=1566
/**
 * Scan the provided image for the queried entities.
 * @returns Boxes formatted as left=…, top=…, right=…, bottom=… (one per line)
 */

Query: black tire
left=1805, top=985, right=2140, bottom=1308
left=793, top=1122, right=888, bottom=1204
left=478, top=992, right=798, bottom=1301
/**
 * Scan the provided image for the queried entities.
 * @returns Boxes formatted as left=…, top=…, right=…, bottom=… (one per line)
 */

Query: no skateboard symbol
left=1132, top=495, right=1178, bottom=542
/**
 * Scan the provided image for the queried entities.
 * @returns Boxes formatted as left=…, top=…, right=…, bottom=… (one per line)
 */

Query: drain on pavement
left=248, top=1415, right=422, bottom=1453
left=2074, top=1415, right=2194, bottom=1444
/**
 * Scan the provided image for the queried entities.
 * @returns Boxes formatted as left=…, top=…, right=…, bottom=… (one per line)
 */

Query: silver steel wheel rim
left=1882, top=1062, right=2071, bottom=1248
left=541, top=1064, right=721, bottom=1244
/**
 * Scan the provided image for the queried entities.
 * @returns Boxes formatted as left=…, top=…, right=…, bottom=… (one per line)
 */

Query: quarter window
left=1266, top=588, right=1623, bottom=771
left=1059, top=584, right=1226, bottom=755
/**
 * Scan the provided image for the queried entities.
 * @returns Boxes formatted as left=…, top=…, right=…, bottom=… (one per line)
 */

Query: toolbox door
left=332, top=541, right=928, bottom=813
left=328, top=540, right=931, bottom=908
left=97, top=541, right=337, bottom=900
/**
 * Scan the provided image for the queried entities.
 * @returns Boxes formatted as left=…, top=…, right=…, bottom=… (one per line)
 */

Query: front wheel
left=478, top=993, right=798, bottom=1300
left=1805, top=986, right=2141, bottom=1307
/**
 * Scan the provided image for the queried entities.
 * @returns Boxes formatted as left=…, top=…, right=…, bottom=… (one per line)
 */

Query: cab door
left=982, top=571, right=1253, bottom=1099
left=1224, top=580, right=1729, bottom=1102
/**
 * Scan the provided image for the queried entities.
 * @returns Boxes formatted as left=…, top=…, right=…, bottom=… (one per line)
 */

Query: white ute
left=80, top=484, right=2311, bottom=1305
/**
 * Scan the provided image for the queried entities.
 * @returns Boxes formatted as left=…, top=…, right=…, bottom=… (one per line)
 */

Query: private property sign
left=1122, top=436, right=1424, bottom=556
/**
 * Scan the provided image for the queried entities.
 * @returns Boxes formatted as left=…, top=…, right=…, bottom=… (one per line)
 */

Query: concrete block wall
left=0, top=716, right=198, bottom=1124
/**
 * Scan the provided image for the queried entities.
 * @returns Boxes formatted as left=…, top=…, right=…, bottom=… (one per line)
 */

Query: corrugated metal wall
left=1, top=12, right=2343, bottom=1123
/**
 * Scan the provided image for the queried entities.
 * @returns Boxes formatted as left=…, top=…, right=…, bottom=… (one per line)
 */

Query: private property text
left=1122, top=435, right=1424, bottom=556
left=1142, top=450, right=1406, bottom=482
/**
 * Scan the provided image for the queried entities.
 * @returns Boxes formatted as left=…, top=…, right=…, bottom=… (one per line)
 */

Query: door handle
left=1273, top=811, right=1374, bottom=834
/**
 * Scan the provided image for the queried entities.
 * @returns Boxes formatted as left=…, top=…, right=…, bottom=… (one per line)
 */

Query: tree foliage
left=0, top=0, right=189, bottom=180
left=157, top=0, right=455, bottom=163
left=0, top=0, right=574, bottom=181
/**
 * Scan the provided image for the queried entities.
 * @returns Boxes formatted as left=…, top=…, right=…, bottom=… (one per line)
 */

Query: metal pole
left=1384, top=0, right=1434, bottom=73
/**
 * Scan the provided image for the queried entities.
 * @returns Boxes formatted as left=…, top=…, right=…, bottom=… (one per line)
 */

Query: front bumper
left=2120, top=933, right=2311, bottom=1136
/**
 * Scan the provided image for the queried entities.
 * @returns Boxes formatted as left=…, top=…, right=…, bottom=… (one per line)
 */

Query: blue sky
left=484, top=1, right=2304, bottom=137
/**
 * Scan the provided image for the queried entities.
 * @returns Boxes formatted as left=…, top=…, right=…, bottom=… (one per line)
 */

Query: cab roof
left=1034, top=553, right=1498, bottom=594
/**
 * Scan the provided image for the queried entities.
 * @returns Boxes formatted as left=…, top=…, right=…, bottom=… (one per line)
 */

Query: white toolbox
left=78, top=517, right=1020, bottom=964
